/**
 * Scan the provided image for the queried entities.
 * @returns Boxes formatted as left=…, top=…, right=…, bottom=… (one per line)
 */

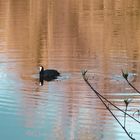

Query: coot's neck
left=41, top=66, right=44, bottom=71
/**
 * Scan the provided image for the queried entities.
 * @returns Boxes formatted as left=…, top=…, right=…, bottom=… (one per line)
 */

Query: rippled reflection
left=0, top=0, right=140, bottom=140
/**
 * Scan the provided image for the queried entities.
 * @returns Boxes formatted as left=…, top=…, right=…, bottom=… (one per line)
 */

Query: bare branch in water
left=121, top=69, right=128, bottom=80
left=122, top=70, right=140, bottom=94
left=81, top=69, right=87, bottom=76
left=82, top=71, right=137, bottom=140
left=124, top=99, right=132, bottom=128
left=82, top=71, right=140, bottom=124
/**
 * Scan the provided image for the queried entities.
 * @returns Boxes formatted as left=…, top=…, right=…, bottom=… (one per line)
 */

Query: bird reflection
left=39, top=66, right=60, bottom=86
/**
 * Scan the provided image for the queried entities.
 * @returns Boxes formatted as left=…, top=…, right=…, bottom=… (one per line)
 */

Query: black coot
left=39, top=66, right=60, bottom=83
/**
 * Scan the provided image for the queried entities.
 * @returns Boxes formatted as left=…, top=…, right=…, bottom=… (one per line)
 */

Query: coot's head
left=39, top=65, right=44, bottom=72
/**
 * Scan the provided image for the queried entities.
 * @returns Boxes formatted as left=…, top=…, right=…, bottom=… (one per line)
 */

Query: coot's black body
left=39, top=66, right=60, bottom=83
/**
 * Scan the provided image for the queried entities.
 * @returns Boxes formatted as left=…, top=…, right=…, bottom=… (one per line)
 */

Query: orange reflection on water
left=0, top=0, right=140, bottom=140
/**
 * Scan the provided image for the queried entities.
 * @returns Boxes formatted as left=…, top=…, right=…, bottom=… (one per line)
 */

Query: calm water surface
left=0, top=0, right=140, bottom=140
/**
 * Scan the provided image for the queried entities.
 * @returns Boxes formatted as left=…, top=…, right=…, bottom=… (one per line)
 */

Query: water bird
left=39, top=66, right=60, bottom=83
